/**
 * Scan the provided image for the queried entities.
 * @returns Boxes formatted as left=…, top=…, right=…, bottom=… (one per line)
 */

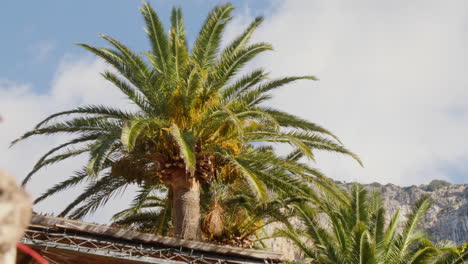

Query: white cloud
left=0, top=56, right=135, bottom=223
left=228, top=0, right=468, bottom=185
left=2, top=0, right=468, bottom=224
left=31, top=40, right=56, bottom=62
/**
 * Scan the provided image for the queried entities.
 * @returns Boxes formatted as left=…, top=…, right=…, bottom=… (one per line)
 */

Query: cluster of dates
left=113, top=153, right=217, bottom=185
left=157, top=155, right=216, bottom=183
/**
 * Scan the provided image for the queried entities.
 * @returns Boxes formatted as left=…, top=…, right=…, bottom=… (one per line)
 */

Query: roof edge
left=29, top=215, right=284, bottom=261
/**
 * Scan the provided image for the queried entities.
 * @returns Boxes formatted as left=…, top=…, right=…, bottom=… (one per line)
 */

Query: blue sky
left=1, top=0, right=467, bottom=221
left=0, top=0, right=270, bottom=92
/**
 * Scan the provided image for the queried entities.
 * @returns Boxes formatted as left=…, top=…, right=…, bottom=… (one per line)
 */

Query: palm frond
left=140, top=2, right=169, bottom=73
left=191, top=4, right=233, bottom=68
left=60, top=174, right=127, bottom=218
left=22, top=134, right=98, bottom=185
left=168, top=123, right=196, bottom=176
left=169, top=7, right=188, bottom=79
left=22, top=147, right=89, bottom=185
left=101, top=71, right=152, bottom=113
left=210, top=43, right=272, bottom=90
left=34, top=168, right=89, bottom=204
left=226, top=155, right=267, bottom=202
left=32, top=105, right=138, bottom=129
left=87, top=133, right=119, bottom=176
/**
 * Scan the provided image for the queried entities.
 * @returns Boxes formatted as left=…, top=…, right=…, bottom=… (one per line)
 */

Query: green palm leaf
left=140, top=2, right=169, bottom=73
left=167, top=123, right=196, bottom=176
left=191, top=4, right=233, bottom=68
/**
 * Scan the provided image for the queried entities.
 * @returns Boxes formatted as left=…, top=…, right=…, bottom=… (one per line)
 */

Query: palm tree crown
left=13, top=3, right=361, bottom=240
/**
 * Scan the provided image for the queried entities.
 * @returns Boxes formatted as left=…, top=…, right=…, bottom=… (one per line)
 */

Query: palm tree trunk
left=169, top=170, right=201, bottom=240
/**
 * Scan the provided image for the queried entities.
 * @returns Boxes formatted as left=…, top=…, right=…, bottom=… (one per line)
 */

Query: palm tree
left=280, top=184, right=467, bottom=263
left=13, top=3, right=361, bottom=240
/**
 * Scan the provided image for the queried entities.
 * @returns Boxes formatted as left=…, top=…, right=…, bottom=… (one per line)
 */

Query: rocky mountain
left=264, top=180, right=467, bottom=260
left=344, top=180, right=467, bottom=244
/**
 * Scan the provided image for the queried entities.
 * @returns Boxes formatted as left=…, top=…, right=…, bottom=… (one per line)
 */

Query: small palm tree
left=13, top=3, right=360, bottom=240
left=280, top=184, right=467, bottom=264
left=199, top=181, right=299, bottom=247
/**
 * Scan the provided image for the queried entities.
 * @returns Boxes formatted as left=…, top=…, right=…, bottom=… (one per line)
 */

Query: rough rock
left=0, top=170, right=32, bottom=261
left=369, top=181, right=467, bottom=244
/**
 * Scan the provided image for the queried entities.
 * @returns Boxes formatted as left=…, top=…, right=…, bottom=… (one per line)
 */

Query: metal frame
left=21, top=226, right=279, bottom=264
